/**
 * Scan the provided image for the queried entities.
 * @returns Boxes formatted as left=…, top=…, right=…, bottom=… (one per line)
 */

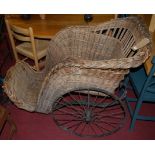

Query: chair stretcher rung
left=137, top=115, right=155, bottom=121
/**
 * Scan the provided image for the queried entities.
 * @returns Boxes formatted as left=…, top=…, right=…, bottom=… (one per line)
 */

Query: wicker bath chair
left=3, top=17, right=151, bottom=137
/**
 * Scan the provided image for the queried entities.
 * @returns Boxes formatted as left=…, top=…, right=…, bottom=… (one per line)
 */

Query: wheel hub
left=83, top=110, right=93, bottom=123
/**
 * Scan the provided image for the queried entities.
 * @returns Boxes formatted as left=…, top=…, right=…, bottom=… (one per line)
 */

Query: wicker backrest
left=92, top=17, right=151, bottom=57
left=44, top=17, right=151, bottom=74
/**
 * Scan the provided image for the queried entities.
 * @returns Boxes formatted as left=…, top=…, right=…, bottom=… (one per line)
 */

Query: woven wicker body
left=4, top=17, right=151, bottom=114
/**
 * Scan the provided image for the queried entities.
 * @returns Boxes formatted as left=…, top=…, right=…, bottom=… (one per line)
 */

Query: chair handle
left=131, top=38, right=150, bottom=51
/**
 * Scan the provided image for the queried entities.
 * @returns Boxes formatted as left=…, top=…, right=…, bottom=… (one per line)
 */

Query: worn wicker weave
left=4, top=17, right=151, bottom=114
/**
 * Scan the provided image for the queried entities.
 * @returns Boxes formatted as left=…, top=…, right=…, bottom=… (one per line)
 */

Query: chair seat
left=16, top=39, right=49, bottom=60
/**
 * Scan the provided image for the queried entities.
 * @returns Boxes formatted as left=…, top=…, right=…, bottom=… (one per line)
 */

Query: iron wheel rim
left=52, top=88, right=126, bottom=138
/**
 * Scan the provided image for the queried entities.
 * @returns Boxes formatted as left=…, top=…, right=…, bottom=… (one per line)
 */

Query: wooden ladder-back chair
left=5, top=19, right=49, bottom=71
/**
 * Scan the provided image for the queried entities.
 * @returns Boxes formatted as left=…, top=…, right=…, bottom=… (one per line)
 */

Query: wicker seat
left=3, top=17, right=152, bottom=137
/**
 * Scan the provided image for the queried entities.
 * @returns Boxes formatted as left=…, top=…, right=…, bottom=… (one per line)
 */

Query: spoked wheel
left=52, top=88, right=126, bottom=138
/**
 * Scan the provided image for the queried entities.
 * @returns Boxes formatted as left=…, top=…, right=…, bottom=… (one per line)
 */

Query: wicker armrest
left=132, top=38, right=150, bottom=51
left=63, top=48, right=150, bottom=70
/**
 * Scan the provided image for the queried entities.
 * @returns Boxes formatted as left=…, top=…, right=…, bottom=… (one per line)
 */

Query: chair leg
left=130, top=98, right=143, bottom=130
left=34, top=59, right=39, bottom=71
left=7, top=115, right=17, bottom=139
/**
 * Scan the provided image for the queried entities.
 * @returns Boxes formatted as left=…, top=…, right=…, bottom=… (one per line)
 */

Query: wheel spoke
left=94, top=122, right=111, bottom=133
left=54, top=113, right=82, bottom=119
left=95, top=120, right=120, bottom=127
left=87, top=89, right=90, bottom=109
left=58, top=120, right=74, bottom=126
left=54, top=113, right=75, bottom=116
left=78, top=91, right=87, bottom=111
left=99, top=121, right=116, bottom=128
left=90, top=95, right=107, bottom=112
left=92, top=91, right=99, bottom=103
left=94, top=100, right=119, bottom=115
left=89, top=123, right=97, bottom=135
left=55, top=108, right=82, bottom=119
left=56, top=119, right=82, bottom=122
left=73, top=121, right=83, bottom=133
left=58, top=119, right=82, bottom=127
left=67, top=121, right=84, bottom=130
left=55, top=101, right=83, bottom=115
left=99, top=115, right=123, bottom=119
left=68, top=92, right=86, bottom=112
left=94, top=112, right=125, bottom=120
left=58, top=96, right=84, bottom=114
left=95, top=111, right=125, bottom=117
left=79, top=123, right=87, bottom=135
left=104, top=105, right=122, bottom=111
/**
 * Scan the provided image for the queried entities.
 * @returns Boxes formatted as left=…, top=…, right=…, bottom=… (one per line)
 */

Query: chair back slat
left=12, top=31, right=31, bottom=42
left=11, top=24, right=30, bottom=36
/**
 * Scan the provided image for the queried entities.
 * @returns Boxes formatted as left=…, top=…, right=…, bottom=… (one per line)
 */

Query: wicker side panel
left=36, top=65, right=128, bottom=114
